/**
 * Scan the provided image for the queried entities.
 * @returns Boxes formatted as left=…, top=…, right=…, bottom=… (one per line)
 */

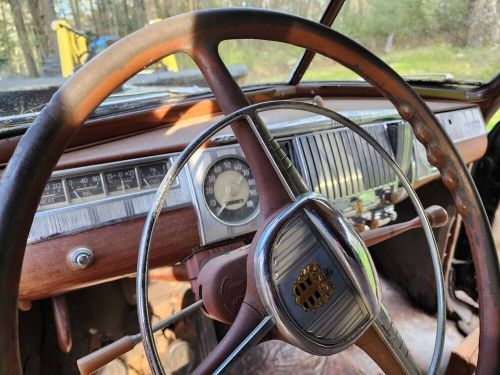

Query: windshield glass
left=0, top=1, right=328, bottom=120
left=304, top=0, right=499, bottom=83
left=0, top=1, right=498, bottom=121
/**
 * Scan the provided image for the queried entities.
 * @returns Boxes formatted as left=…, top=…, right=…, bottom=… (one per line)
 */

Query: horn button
left=197, top=193, right=381, bottom=355
left=254, top=193, right=381, bottom=355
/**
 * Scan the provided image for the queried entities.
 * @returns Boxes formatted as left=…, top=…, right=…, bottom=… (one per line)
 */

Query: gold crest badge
left=292, top=260, right=334, bottom=312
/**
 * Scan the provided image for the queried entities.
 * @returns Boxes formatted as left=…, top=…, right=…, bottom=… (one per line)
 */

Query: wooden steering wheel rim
left=0, top=8, right=497, bottom=374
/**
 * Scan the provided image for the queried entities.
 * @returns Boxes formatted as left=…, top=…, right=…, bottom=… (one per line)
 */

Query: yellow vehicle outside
left=52, top=19, right=178, bottom=78
left=51, top=20, right=89, bottom=78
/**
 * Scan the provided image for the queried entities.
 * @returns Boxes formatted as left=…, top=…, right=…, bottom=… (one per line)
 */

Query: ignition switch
left=67, top=247, right=94, bottom=269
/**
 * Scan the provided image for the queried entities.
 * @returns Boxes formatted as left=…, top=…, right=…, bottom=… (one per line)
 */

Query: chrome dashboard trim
left=28, top=152, right=191, bottom=243
left=210, top=109, right=402, bottom=144
left=26, top=104, right=483, bottom=252
left=48, top=153, right=177, bottom=178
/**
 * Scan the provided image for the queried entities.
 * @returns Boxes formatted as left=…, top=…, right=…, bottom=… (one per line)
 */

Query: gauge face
left=104, top=167, right=138, bottom=195
left=204, top=157, right=259, bottom=224
left=67, top=173, right=105, bottom=203
left=39, top=179, right=67, bottom=209
left=138, top=161, right=168, bottom=189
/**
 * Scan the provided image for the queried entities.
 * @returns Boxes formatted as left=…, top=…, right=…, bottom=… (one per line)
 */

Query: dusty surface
left=234, top=278, right=463, bottom=374
left=99, top=271, right=463, bottom=374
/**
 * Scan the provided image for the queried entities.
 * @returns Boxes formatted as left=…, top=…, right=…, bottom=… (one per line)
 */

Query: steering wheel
left=0, top=9, right=498, bottom=375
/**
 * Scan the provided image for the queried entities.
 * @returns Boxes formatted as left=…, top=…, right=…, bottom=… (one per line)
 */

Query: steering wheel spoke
left=245, top=113, right=309, bottom=199
left=211, top=315, right=274, bottom=375
left=357, top=306, right=420, bottom=375
left=191, top=44, right=300, bottom=218
left=192, top=303, right=271, bottom=374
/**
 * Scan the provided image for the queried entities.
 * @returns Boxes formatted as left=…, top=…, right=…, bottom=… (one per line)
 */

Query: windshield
left=304, top=0, right=499, bottom=83
left=0, top=1, right=498, bottom=121
left=0, top=1, right=328, bottom=119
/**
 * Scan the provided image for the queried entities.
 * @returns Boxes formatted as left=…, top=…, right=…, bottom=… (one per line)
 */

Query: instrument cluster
left=39, top=158, right=177, bottom=211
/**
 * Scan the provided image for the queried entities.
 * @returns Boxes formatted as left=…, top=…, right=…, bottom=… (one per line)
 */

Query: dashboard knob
left=383, top=190, right=401, bottom=204
left=67, top=247, right=94, bottom=270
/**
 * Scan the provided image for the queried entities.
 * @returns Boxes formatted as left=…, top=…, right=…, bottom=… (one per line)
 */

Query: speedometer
left=203, top=157, right=259, bottom=225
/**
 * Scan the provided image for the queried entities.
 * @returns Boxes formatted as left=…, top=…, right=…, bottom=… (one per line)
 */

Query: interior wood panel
left=0, top=84, right=478, bottom=166
left=19, top=207, right=199, bottom=301
left=53, top=98, right=476, bottom=170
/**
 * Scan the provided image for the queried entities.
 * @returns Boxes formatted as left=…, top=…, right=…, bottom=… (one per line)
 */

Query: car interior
left=0, top=1, right=498, bottom=374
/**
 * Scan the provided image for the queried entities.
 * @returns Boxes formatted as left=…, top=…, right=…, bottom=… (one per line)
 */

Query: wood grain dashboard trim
left=50, top=99, right=476, bottom=171
left=19, top=207, right=199, bottom=301
left=0, top=94, right=473, bottom=167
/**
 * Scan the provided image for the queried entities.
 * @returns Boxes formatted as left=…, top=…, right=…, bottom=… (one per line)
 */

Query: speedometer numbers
left=203, top=157, right=259, bottom=225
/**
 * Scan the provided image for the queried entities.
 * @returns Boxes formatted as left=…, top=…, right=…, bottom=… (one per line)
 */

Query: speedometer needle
left=217, top=175, right=245, bottom=216
left=217, top=202, right=228, bottom=216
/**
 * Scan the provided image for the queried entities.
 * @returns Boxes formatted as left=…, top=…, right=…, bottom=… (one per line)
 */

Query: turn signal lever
left=360, top=205, right=448, bottom=247
left=77, top=300, right=203, bottom=375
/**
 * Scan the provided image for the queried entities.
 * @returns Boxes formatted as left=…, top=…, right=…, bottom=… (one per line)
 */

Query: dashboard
left=14, top=101, right=487, bottom=300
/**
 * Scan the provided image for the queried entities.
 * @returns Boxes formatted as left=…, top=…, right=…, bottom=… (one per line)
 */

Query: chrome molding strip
left=27, top=152, right=192, bottom=243
left=48, top=153, right=176, bottom=178
left=211, top=109, right=402, bottom=143
left=210, top=106, right=484, bottom=147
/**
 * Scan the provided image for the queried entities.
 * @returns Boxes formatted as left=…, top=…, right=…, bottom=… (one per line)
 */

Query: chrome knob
left=67, top=247, right=94, bottom=269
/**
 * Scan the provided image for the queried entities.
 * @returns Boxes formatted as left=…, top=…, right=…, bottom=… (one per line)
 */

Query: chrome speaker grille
left=295, top=123, right=398, bottom=200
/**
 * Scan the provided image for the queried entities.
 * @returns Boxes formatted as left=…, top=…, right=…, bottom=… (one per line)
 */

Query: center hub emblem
left=292, top=260, right=334, bottom=312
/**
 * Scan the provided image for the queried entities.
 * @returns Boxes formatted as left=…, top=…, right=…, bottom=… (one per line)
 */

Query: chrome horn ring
left=137, top=100, right=445, bottom=375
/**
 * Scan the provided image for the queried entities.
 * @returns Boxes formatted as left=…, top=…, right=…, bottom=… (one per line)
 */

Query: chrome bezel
left=38, top=153, right=181, bottom=212
left=201, top=155, right=260, bottom=226
left=254, top=192, right=381, bottom=355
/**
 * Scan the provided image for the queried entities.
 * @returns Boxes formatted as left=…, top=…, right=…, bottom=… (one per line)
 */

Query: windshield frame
left=288, top=0, right=345, bottom=84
